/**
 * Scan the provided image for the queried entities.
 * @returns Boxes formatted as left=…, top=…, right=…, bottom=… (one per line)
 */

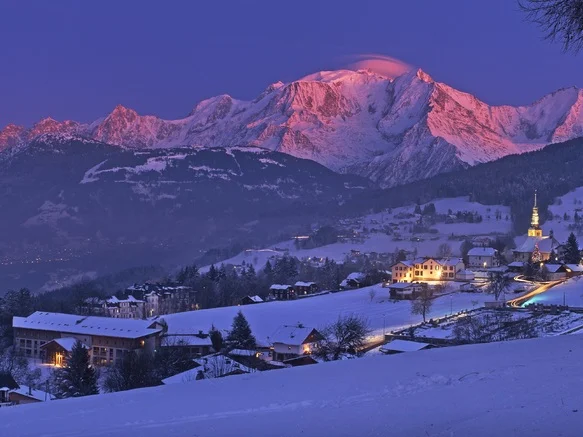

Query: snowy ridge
left=2, top=68, right=583, bottom=186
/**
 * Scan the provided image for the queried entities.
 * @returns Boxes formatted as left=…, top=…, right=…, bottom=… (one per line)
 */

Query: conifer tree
left=209, top=325, right=223, bottom=352
left=226, top=311, right=256, bottom=349
left=55, top=341, right=98, bottom=398
left=565, top=232, right=581, bottom=264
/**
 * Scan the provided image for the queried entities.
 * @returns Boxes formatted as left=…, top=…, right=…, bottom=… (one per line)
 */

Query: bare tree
left=316, top=315, right=371, bottom=361
left=0, top=347, right=39, bottom=384
left=519, top=0, right=583, bottom=52
left=411, top=288, right=434, bottom=323
left=437, top=243, right=453, bottom=258
left=368, top=288, right=377, bottom=302
left=487, top=271, right=512, bottom=301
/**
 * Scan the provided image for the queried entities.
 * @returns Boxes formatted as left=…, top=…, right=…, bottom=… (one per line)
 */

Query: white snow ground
left=161, top=284, right=492, bottom=344
left=204, top=196, right=512, bottom=273
left=543, top=186, right=583, bottom=242
left=523, top=276, right=583, bottom=307
left=1, top=335, right=583, bottom=437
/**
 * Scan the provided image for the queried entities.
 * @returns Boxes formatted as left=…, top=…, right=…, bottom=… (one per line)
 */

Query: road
left=506, top=279, right=565, bottom=308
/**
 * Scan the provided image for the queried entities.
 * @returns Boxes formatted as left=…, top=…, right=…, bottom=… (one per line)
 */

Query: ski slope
left=1, top=335, right=583, bottom=437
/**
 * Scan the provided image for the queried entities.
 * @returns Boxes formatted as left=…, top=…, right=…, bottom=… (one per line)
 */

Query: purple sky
left=1, top=0, right=582, bottom=127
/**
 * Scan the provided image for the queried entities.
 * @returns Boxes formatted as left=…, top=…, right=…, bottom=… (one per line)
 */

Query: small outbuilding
left=379, top=340, right=434, bottom=355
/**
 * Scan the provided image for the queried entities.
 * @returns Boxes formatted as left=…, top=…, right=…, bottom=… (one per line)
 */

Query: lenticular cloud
left=347, top=54, right=412, bottom=79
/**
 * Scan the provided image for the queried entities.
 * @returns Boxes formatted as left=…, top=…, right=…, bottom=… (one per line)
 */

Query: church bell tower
left=528, top=191, right=543, bottom=237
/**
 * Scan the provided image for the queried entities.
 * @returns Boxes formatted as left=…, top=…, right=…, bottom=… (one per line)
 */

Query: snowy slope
left=203, top=195, right=512, bottom=272
left=524, top=276, right=583, bottom=307
left=161, top=284, right=491, bottom=344
left=543, top=186, right=583, bottom=242
left=2, top=69, right=583, bottom=186
left=2, top=335, right=583, bottom=437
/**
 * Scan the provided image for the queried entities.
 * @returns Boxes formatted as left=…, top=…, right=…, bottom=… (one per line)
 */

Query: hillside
left=2, top=69, right=583, bottom=187
left=1, top=335, right=582, bottom=436
left=0, top=135, right=368, bottom=291
left=160, top=283, right=493, bottom=344
left=344, top=136, right=583, bottom=233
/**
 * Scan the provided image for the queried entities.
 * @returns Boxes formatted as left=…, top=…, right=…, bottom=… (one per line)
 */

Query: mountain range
left=2, top=68, right=583, bottom=187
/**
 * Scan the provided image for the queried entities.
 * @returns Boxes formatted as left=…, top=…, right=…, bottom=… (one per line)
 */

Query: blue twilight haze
left=1, top=0, right=582, bottom=127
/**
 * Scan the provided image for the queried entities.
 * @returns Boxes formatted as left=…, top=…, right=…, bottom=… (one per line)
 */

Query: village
left=3, top=191, right=583, bottom=405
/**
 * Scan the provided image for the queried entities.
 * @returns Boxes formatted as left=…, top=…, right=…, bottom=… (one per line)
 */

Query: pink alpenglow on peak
left=347, top=54, right=413, bottom=79
left=2, top=66, right=583, bottom=187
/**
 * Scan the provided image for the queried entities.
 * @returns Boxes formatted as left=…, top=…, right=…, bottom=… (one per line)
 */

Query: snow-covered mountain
left=2, top=68, right=583, bottom=186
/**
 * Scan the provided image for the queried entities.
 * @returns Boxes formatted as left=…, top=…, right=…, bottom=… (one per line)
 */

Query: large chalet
left=391, top=257, right=465, bottom=283
left=13, top=312, right=163, bottom=366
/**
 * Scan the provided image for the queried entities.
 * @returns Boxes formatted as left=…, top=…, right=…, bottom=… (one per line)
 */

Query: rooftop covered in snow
left=13, top=312, right=162, bottom=339
left=269, top=325, right=322, bottom=346
left=468, top=247, right=497, bottom=256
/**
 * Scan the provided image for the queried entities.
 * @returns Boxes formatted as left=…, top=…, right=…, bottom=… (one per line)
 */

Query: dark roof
left=0, top=373, right=19, bottom=390
left=283, top=356, right=319, bottom=367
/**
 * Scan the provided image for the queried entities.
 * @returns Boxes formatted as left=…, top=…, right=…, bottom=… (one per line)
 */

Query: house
left=392, top=258, right=465, bottom=283
left=387, top=282, right=426, bottom=300
left=391, top=261, right=414, bottom=283
left=340, top=272, right=365, bottom=289
left=379, top=339, right=434, bottom=355
left=161, top=332, right=213, bottom=358
left=467, top=247, right=499, bottom=268
left=508, top=261, right=525, bottom=272
left=269, top=284, right=295, bottom=300
left=103, top=295, right=145, bottom=319
left=283, top=355, right=319, bottom=367
left=127, top=283, right=198, bottom=317
left=0, top=373, right=19, bottom=407
left=40, top=337, right=88, bottom=367
left=294, top=281, right=319, bottom=295
left=269, top=325, right=324, bottom=362
left=439, top=258, right=465, bottom=280
left=162, top=354, right=256, bottom=384
left=13, top=312, right=163, bottom=366
left=227, top=349, right=283, bottom=371
left=456, top=270, right=475, bottom=281
left=9, top=385, right=54, bottom=404
left=240, top=295, right=264, bottom=305
left=80, top=297, right=105, bottom=315
left=543, top=264, right=569, bottom=280
left=565, top=264, right=583, bottom=278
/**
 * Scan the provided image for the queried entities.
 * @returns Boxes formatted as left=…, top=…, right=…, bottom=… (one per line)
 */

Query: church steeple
left=528, top=190, right=543, bottom=237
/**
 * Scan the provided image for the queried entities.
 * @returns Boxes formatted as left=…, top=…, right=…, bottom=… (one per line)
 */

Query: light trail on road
left=506, top=280, right=565, bottom=308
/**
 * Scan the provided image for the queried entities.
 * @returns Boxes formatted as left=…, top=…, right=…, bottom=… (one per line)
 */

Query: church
left=513, top=192, right=560, bottom=263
